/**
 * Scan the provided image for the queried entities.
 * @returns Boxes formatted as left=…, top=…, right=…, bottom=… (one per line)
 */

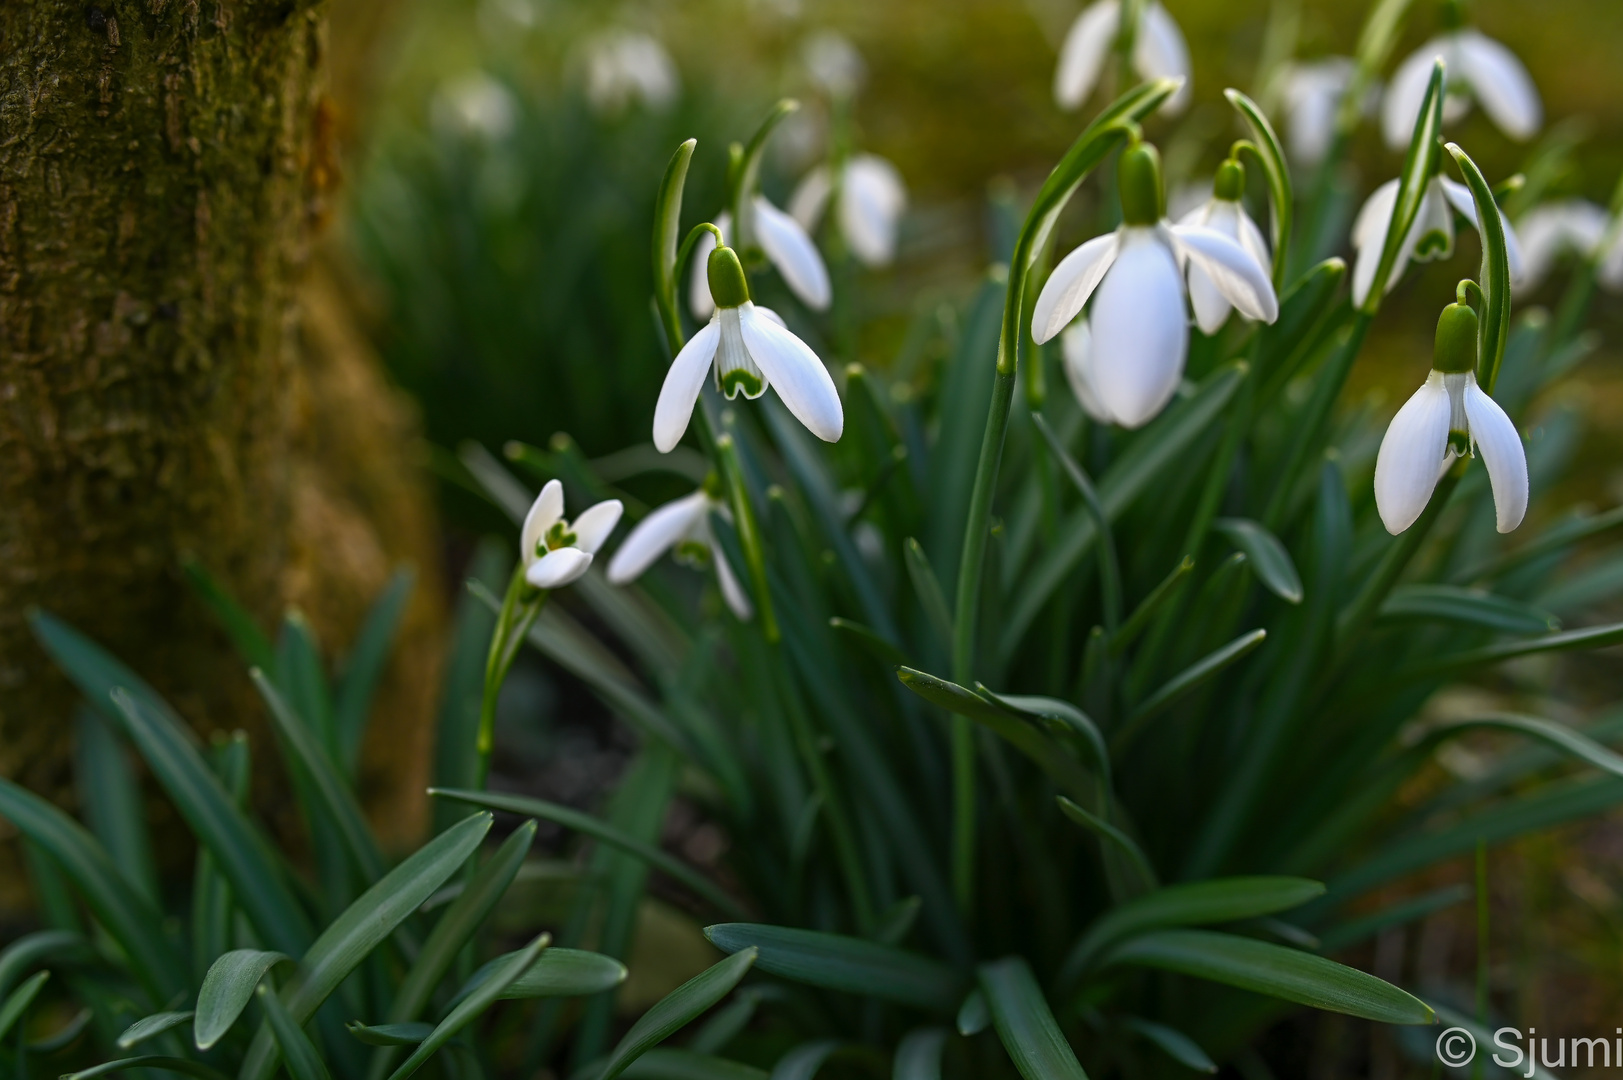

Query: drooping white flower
left=1053, top=0, right=1191, bottom=114
left=606, top=488, right=753, bottom=620
left=1031, top=143, right=1278, bottom=428
left=1374, top=302, right=1526, bottom=534
left=689, top=200, right=833, bottom=319
left=1513, top=199, right=1620, bottom=294
left=520, top=480, right=624, bottom=589
left=789, top=154, right=909, bottom=267
left=661, top=243, right=843, bottom=452
left=1175, top=159, right=1272, bottom=335
left=1350, top=174, right=1524, bottom=307
left=1060, top=319, right=1112, bottom=423
left=1276, top=57, right=1357, bottom=167
left=432, top=73, right=518, bottom=141
left=579, top=30, right=681, bottom=114
left=1382, top=28, right=1540, bottom=150
left=802, top=30, right=867, bottom=99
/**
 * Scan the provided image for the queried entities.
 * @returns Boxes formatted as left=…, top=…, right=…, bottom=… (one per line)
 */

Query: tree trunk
left=0, top=0, right=442, bottom=906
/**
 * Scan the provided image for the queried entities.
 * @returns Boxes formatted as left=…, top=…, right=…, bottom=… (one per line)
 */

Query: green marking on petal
left=545, top=522, right=578, bottom=551
left=719, top=367, right=765, bottom=399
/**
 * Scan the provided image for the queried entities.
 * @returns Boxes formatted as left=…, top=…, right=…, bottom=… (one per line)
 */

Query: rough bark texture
left=0, top=0, right=442, bottom=907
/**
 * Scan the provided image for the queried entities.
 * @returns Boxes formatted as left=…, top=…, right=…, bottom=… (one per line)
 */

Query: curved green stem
left=475, top=567, right=549, bottom=788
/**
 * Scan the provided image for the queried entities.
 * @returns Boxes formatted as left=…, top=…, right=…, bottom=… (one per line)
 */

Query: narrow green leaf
left=955, top=990, right=989, bottom=1036
left=1032, top=412, right=1122, bottom=630
left=64, top=1056, right=234, bottom=1080
left=730, top=100, right=799, bottom=248
left=385, top=933, right=549, bottom=1080
left=181, top=556, right=278, bottom=674
left=74, top=705, right=160, bottom=906
left=873, top=896, right=923, bottom=947
left=195, top=950, right=289, bottom=1050
left=828, top=617, right=908, bottom=667
left=334, top=567, right=415, bottom=772
left=653, top=137, right=698, bottom=350
left=193, top=733, right=249, bottom=986
left=903, top=539, right=954, bottom=648
left=1055, top=797, right=1158, bottom=896
left=983, top=691, right=1109, bottom=785
left=1445, top=143, right=1511, bottom=391
left=771, top=1039, right=841, bottom=1080
left=1418, top=713, right=1623, bottom=781
left=1396, top=620, right=1623, bottom=680
left=0, top=778, right=185, bottom=1005
left=0, top=970, right=49, bottom=1043
left=28, top=1005, right=92, bottom=1053
left=0, top=931, right=85, bottom=1001
left=1224, top=89, right=1292, bottom=287
left=259, top=983, right=334, bottom=1080
left=1121, top=1017, right=1217, bottom=1073
left=450, top=947, right=628, bottom=1006
left=350, top=1022, right=434, bottom=1047
left=688, top=987, right=765, bottom=1056
left=595, top=949, right=758, bottom=1080
left=1456, top=504, right=1623, bottom=584
left=1062, top=876, right=1325, bottom=982
left=117, top=1010, right=195, bottom=1049
left=621, top=1049, right=770, bottom=1080
left=704, top=924, right=964, bottom=1014
left=434, top=538, right=506, bottom=830
left=1117, top=630, right=1267, bottom=747
left=429, top=788, right=744, bottom=918
left=1214, top=519, right=1302, bottom=604
left=1378, top=584, right=1558, bottom=634
left=1112, top=557, right=1195, bottom=655
left=978, top=956, right=1087, bottom=1080
left=1361, top=60, right=1444, bottom=311
left=895, top=1028, right=949, bottom=1080
left=1105, top=929, right=1434, bottom=1024
left=1318, top=885, right=1470, bottom=953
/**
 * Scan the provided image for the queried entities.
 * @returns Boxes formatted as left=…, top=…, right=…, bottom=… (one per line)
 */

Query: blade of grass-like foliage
left=1121, top=1017, right=1217, bottom=1073
left=385, top=933, right=549, bottom=1080
left=827, top=617, right=908, bottom=667
left=1395, top=620, right=1623, bottom=681
left=195, top=950, right=289, bottom=1050
left=704, top=924, right=965, bottom=1014
left=0, top=970, right=49, bottom=1043
left=894, top=1028, right=948, bottom=1080
left=450, top=948, right=627, bottom=1004
left=107, top=688, right=314, bottom=956
left=771, top=1039, right=841, bottom=1080
left=193, top=732, right=249, bottom=986
left=688, top=988, right=766, bottom=1055
left=434, top=538, right=506, bottom=831
left=622, top=1049, right=770, bottom=1080
left=1416, top=714, right=1623, bottom=780
left=730, top=100, right=798, bottom=248
left=1115, top=630, right=1268, bottom=751
left=903, top=539, right=954, bottom=649
left=1224, top=89, right=1291, bottom=286
left=1378, top=584, right=1557, bottom=633
left=428, top=788, right=744, bottom=917
left=278, top=611, right=338, bottom=762
left=1104, top=929, right=1433, bottom=1023
left=117, top=1010, right=195, bottom=1049
left=259, top=983, right=334, bottom=1080
left=28, top=1005, right=92, bottom=1053
left=981, top=691, right=1109, bottom=784
left=251, top=670, right=385, bottom=885
left=1318, top=885, right=1471, bottom=952
left=73, top=705, right=160, bottom=906
left=181, top=556, right=278, bottom=674
left=593, top=949, right=758, bottom=1080
left=1055, top=797, right=1158, bottom=897
left=873, top=896, right=924, bottom=947
left=978, top=956, right=1086, bottom=1080
left=652, top=137, right=697, bottom=350
left=1360, top=61, right=1444, bottom=312
left=30, top=610, right=186, bottom=735
left=1215, top=519, right=1302, bottom=604
left=0, top=779, right=185, bottom=1005
left=1445, top=143, right=1511, bottom=391
left=1456, top=505, right=1623, bottom=584
left=0, top=930, right=85, bottom=999
left=334, top=568, right=414, bottom=773
left=956, top=991, right=989, bottom=1036
left=1112, top=557, right=1195, bottom=655
left=349, top=1022, right=433, bottom=1046
left=64, top=1057, right=234, bottom=1080
left=1032, top=412, right=1122, bottom=630
left=1059, top=876, right=1326, bottom=985
left=238, top=812, right=493, bottom=1080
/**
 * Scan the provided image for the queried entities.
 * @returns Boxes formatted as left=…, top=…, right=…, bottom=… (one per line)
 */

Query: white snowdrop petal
left=688, top=212, right=728, bottom=319
left=1462, top=379, right=1529, bottom=533
left=1053, top=0, right=1120, bottom=110
left=753, top=196, right=833, bottom=310
left=1168, top=224, right=1279, bottom=324
left=653, top=317, right=721, bottom=453
left=840, top=155, right=907, bottom=266
left=527, top=547, right=593, bottom=589
left=1456, top=30, right=1541, bottom=141
left=521, top=480, right=565, bottom=568
left=1186, top=259, right=1232, bottom=335
left=714, top=545, right=755, bottom=620
left=1382, top=40, right=1446, bottom=149
left=1236, top=207, right=1272, bottom=275
left=1031, top=231, right=1120, bottom=344
left=1599, top=234, right=1623, bottom=293
left=1407, top=181, right=1456, bottom=264
left=1060, top=320, right=1113, bottom=423
left=789, top=166, right=834, bottom=232
left=606, top=491, right=710, bottom=583
left=1089, top=230, right=1188, bottom=428
left=753, top=305, right=788, bottom=329
left=1352, top=179, right=1401, bottom=253
left=1373, top=372, right=1452, bottom=534
left=1134, top=3, right=1192, bottom=112
left=739, top=306, right=844, bottom=442
left=570, top=499, right=624, bottom=555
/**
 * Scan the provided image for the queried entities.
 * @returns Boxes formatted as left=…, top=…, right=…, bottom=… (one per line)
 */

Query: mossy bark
left=0, top=0, right=442, bottom=904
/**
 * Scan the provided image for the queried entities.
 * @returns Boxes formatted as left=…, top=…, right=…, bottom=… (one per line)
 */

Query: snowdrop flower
left=1514, top=200, right=1622, bottom=294
left=660, top=242, right=843, bottom=452
left=432, top=73, right=517, bottom=141
left=1350, top=172, right=1523, bottom=307
left=689, top=202, right=832, bottom=319
left=789, top=154, right=908, bottom=267
left=1176, top=159, right=1272, bottom=334
left=1054, top=1, right=1190, bottom=114
left=803, top=30, right=867, bottom=99
left=580, top=30, right=680, bottom=114
left=1060, top=320, right=1110, bottom=422
left=607, top=482, right=753, bottom=620
left=1375, top=301, right=1526, bottom=534
left=1382, top=15, right=1540, bottom=150
left=1031, top=141, right=1278, bottom=428
left=520, top=480, right=623, bottom=589
left=1277, top=57, right=1357, bottom=167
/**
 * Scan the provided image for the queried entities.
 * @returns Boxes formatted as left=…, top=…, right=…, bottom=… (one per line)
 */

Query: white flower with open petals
left=1382, top=26, right=1540, bottom=150
left=1350, top=174, right=1524, bottom=307
left=789, top=154, right=908, bottom=267
left=1031, top=143, right=1278, bottom=428
left=607, top=488, right=753, bottom=620
left=1176, top=159, right=1272, bottom=335
left=1054, top=0, right=1190, bottom=114
left=520, top=480, right=623, bottom=589
left=1514, top=200, right=1621, bottom=294
left=1375, top=302, right=1526, bottom=535
left=690, top=200, right=832, bottom=319
left=660, top=243, right=843, bottom=452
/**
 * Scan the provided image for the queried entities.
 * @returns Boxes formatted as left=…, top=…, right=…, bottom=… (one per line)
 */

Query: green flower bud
left=1118, top=142, right=1166, bottom=226
left=708, top=244, right=751, bottom=308
left=1433, top=301, right=1479, bottom=374
left=1213, top=158, right=1245, bottom=202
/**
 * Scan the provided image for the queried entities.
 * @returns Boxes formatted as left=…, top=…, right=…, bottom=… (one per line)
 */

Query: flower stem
left=475, top=565, right=548, bottom=789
